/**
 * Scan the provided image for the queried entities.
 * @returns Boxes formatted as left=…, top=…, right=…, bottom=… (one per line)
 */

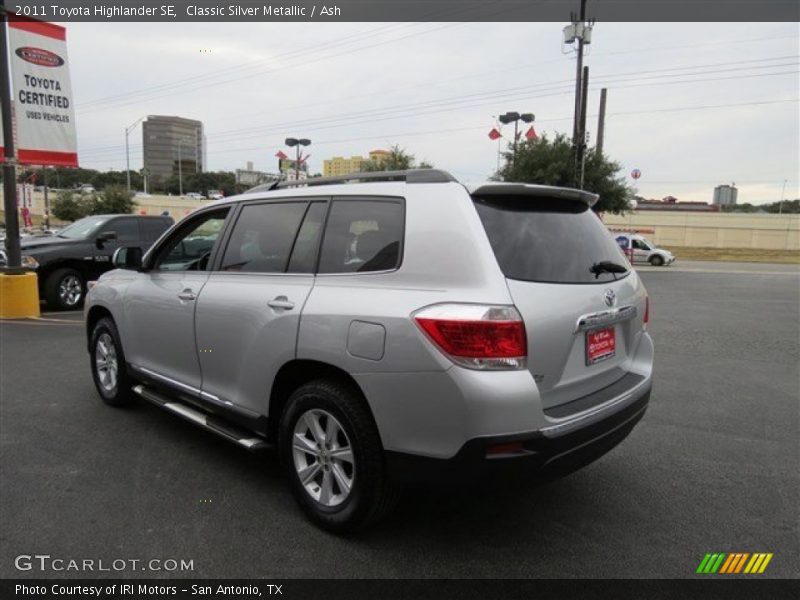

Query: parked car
left=185, top=192, right=205, bottom=200
left=77, top=184, right=96, bottom=194
left=207, top=190, right=224, bottom=200
left=9, top=214, right=172, bottom=309
left=615, top=233, right=675, bottom=266
left=85, top=170, right=653, bottom=532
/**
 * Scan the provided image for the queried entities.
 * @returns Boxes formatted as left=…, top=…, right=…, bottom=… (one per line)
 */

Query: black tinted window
left=318, top=199, right=403, bottom=274
left=104, top=218, right=139, bottom=242
left=287, top=202, right=327, bottom=273
left=473, top=197, right=629, bottom=284
left=141, top=218, right=172, bottom=241
left=221, top=202, right=307, bottom=273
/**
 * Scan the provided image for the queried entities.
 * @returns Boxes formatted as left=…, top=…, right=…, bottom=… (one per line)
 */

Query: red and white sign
left=586, top=327, right=616, bottom=365
left=1, top=17, right=77, bottom=167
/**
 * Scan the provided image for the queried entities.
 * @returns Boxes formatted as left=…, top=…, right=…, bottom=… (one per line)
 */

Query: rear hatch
left=470, top=184, right=646, bottom=411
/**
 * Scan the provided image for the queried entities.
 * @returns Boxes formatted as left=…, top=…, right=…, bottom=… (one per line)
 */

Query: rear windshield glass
left=472, top=196, right=630, bottom=284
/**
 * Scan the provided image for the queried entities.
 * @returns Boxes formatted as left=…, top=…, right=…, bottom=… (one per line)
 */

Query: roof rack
left=246, top=169, right=457, bottom=194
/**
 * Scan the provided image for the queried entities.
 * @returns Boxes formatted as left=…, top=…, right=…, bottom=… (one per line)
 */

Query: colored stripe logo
left=696, top=552, right=773, bottom=574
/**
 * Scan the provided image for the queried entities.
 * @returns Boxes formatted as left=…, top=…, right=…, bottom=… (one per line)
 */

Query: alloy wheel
left=59, top=275, right=83, bottom=306
left=292, top=409, right=355, bottom=507
left=95, top=333, right=118, bottom=392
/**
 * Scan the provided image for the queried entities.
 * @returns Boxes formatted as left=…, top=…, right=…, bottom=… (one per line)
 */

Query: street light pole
left=124, top=116, right=145, bottom=193
left=498, top=112, right=534, bottom=170
left=177, top=142, right=183, bottom=196
left=284, top=137, right=311, bottom=181
left=779, top=178, right=787, bottom=215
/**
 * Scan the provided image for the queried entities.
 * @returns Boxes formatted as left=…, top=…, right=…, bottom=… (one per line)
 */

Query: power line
left=76, top=59, right=799, bottom=156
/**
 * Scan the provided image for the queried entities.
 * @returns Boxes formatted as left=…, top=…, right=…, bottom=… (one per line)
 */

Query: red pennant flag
left=275, top=150, right=288, bottom=159
left=525, top=126, right=538, bottom=140
left=488, top=128, right=502, bottom=140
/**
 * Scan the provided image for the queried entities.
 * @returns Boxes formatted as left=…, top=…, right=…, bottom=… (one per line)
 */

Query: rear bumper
left=385, top=382, right=651, bottom=484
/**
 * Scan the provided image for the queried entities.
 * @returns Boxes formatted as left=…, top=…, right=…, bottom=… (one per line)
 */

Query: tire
left=279, top=380, right=397, bottom=533
left=90, top=317, right=135, bottom=407
left=44, top=267, right=85, bottom=310
left=649, top=255, right=665, bottom=267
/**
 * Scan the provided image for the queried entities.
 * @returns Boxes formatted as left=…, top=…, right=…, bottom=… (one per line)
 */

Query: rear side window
left=104, top=217, right=139, bottom=242
left=318, top=199, right=403, bottom=274
left=141, top=218, right=172, bottom=241
left=473, top=197, right=629, bottom=284
left=221, top=202, right=307, bottom=273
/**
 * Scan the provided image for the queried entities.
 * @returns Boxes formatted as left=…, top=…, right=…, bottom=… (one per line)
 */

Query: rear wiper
left=590, top=260, right=628, bottom=279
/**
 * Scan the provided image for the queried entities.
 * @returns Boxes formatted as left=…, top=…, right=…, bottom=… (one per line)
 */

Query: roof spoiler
left=468, top=183, right=599, bottom=207
left=246, top=168, right=458, bottom=194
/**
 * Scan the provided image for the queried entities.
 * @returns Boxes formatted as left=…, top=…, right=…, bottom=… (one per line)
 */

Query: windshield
left=58, top=216, right=112, bottom=240
left=473, top=196, right=630, bottom=284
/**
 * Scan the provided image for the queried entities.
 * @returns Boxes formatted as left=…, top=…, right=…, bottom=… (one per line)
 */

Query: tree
left=91, top=185, right=136, bottom=215
left=494, top=133, right=633, bottom=214
left=361, top=145, right=434, bottom=172
left=52, top=191, right=90, bottom=221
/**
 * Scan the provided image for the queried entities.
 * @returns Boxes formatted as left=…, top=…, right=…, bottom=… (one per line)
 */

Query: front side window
left=318, top=199, right=404, bottom=274
left=155, top=209, right=229, bottom=272
left=220, top=202, right=307, bottom=273
left=57, top=216, right=111, bottom=240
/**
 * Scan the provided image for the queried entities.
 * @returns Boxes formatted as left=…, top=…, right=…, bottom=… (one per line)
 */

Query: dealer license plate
left=586, top=327, right=616, bottom=365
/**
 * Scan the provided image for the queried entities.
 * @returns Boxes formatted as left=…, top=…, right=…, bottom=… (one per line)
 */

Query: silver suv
left=85, top=170, right=653, bottom=532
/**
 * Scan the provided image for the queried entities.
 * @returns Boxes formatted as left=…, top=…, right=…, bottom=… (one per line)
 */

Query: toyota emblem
left=604, top=289, right=616, bottom=307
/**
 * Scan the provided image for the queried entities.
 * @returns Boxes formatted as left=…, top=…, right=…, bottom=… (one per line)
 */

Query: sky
left=64, top=20, right=799, bottom=204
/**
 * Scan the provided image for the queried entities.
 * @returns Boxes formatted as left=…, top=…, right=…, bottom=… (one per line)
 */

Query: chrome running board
left=132, top=384, right=270, bottom=452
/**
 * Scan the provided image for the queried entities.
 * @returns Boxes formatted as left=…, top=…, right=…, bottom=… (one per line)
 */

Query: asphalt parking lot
left=1, top=262, right=798, bottom=579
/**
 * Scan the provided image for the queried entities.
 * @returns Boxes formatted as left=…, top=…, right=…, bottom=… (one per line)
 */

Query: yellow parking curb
left=0, top=272, right=41, bottom=319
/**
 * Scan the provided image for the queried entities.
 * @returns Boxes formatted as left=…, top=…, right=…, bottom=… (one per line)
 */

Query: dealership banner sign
left=1, top=17, right=78, bottom=167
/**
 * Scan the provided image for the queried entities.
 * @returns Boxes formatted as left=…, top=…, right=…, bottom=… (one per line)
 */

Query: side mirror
left=96, top=231, right=117, bottom=249
left=112, top=246, right=142, bottom=270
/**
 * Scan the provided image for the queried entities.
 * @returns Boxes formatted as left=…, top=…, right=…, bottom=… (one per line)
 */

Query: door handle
left=268, top=296, right=295, bottom=310
left=177, top=289, right=196, bottom=301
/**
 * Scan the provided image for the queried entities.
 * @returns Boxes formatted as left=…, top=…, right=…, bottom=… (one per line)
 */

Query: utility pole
left=0, top=3, right=22, bottom=271
left=564, top=0, right=593, bottom=188
left=571, top=0, right=587, bottom=149
left=578, top=66, right=589, bottom=189
left=596, top=87, right=607, bottom=156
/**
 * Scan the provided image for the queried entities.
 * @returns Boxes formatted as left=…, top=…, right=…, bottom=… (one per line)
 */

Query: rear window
left=473, top=196, right=629, bottom=284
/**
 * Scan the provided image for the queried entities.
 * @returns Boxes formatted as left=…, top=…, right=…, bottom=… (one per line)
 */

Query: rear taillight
left=413, top=304, right=527, bottom=370
left=644, top=295, right=650, bottom=328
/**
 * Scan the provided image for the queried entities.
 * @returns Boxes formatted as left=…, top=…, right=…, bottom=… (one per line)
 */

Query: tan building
left=323, top=149, right=391, bottom=177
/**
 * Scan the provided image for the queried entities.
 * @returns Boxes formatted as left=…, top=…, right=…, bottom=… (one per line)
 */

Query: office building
left=323, top=149, right=391, bottom=177
left=142, top=116, right=205, bottom=186
left=712, top=184, right=738, bottom=206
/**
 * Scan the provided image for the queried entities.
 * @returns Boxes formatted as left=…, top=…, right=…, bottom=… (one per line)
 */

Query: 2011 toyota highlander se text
left=84, top=169, right=653, bottom=532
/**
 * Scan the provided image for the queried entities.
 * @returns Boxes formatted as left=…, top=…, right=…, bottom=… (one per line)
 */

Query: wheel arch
left=268, top=359, right=379, bottom=445
left=85, top=305, right=114, bottom=352
left=38, top=258, right=90, bottom=283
